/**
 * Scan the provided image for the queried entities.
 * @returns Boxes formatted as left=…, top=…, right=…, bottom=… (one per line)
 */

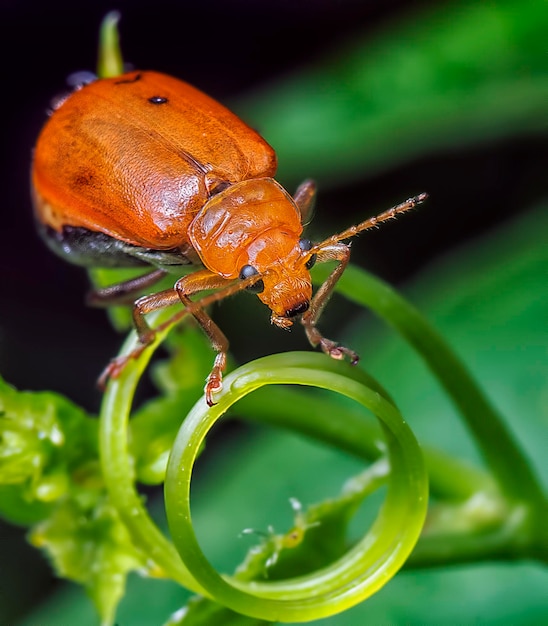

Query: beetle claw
left=97, top=356, right=127, bottom=390
left=320, top=339, right=359, bottom=366
left=334, top=345, right=359, bottom=365
left=97, top=344, right=148, bottom=390
left=205, top=372, right=223, bottom=407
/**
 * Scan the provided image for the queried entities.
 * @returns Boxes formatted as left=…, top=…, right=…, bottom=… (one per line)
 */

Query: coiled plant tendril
left=98, top=261, right=546, bottom=623
left=165, top=353, right=428, bottom=621
left=99, top=302, right=428, bottom=621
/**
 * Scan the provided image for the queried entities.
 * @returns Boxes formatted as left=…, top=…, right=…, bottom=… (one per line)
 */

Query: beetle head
left=237, top=235, right=316, bottom=327
left=261, top=267, right=313, bottom=329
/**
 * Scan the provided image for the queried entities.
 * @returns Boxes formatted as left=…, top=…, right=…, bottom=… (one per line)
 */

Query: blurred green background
left=1, top=0, right=546, bottom=624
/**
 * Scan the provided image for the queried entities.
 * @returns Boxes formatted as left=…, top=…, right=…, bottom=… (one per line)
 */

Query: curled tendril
left=99, top=305, right=427, bottom=621
left=165, top=352, right=427, bottom=621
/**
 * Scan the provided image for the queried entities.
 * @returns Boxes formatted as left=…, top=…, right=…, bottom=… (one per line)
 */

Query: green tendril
left=99, top=323, right=206, bottom=594
left=312, top=264, right=545, bottom=506
left=99, top=261, right=544, bottom=620
left=164, top=352, right=427, bottom=621
left=97, top=11, right=124, bottom=79
left=99, top=310, right=427, bottom=620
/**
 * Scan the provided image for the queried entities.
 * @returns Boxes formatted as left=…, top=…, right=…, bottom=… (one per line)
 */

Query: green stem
left=313, top=264, right=544, bottom=505
left=97, top=11, right=124, bottom=78
left=407, top=499, right=540, bottom=567
left=98, top=326, right=207, bottom=594
left=235, top=386, right=492, bottom=500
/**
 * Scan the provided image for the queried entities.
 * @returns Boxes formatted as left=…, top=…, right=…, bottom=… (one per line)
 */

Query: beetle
left=32, top=70, right=426, bottom=405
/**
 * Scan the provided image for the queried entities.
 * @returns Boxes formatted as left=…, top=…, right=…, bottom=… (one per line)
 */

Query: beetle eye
left=299, top=238, right=317, bottom=269
left=239, top=265, right=264, bottom=293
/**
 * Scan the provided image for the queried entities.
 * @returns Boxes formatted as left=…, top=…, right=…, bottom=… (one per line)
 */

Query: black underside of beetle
left=38, top=223, right=193, bottom=270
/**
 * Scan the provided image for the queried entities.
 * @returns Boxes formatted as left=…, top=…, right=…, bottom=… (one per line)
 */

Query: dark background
left=2, top=0, right=545, bottom=410
left=0, top=1, right=546, bottom=622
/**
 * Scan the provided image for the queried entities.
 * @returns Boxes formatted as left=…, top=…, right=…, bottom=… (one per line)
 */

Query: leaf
left=29, top=498, right=149, bottom=625
left=237, top=0, right=548, bottom=186
left=0, top=377, right=152, bottom=623
left=0, top=377, right=97, bottom=523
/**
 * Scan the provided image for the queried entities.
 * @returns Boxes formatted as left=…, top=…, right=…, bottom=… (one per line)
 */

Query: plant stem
left=98, top=328, right=206, bottom=594
left=313, top=264, right=545, bottom=505
left=406, top=497, right=547, bottom=567
left=235, top=386, right=492, bottom=500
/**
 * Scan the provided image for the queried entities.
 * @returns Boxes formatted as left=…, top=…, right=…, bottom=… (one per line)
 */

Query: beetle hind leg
left=87, top=268, right=168, bottom=307
left=96, top=286, right=182, bottom=389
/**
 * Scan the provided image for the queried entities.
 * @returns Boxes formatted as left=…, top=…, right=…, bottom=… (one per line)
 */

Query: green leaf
left=29, top=498, right=148, bottom=625
left=0, top=377, right=97, bottom=522
left=237, top=0, right=548, bottom=186
left=0, top=377, right=158, bottom=624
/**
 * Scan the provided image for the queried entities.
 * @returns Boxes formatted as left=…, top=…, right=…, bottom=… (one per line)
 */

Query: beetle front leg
left=175, top=271, right=232, bottom=406
left=301, top=243, right=359, bottom=364
left=99, top=271, right=224, bottom=386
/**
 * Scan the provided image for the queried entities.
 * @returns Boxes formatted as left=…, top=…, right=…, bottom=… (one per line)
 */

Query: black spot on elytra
left=148, top=96, right=168, bottom=104
left=73, top=171, right=95, bottom=188
left=114, top=73, right=142, bottom=85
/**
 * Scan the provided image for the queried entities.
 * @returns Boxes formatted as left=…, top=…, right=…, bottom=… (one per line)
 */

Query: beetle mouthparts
left=285, top=301, right=309, bottom=318
left=271, top=314, right=293, bottom=329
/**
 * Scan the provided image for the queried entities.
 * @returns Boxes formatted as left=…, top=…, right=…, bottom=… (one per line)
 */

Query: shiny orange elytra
left=32, top=70, right=426, bottom=405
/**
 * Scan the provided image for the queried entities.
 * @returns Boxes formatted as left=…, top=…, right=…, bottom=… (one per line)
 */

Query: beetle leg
left=174, top=270, right=232, bottom=406
left=293, top=179, right=317, bottom=224
left=131, top=288, right=184, bottom=343
left=98, top=268, right=256, bottom=403
left=87, top=268, right=167, bottom=307
left=97, top=286, right=182, bottom=388
left=301, top=243, right=359, bottom=364
left=101, top=269, right=227, bottom=379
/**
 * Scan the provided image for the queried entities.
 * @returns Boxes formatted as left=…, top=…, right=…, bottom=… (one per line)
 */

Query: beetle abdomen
left=37, top=224, right=195, bottom=269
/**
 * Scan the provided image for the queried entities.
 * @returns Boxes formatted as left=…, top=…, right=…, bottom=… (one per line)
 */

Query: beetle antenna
left=313, top=192, right=428, bottom=251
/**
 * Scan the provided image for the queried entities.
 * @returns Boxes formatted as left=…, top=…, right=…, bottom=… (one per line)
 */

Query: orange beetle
left=32, top=70, right=426, bottom=405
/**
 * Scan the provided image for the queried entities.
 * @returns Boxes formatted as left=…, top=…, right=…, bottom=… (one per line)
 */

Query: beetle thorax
left=189, top=177, right=304, bottom=278
left=189, top=177, right=313, bottom=323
